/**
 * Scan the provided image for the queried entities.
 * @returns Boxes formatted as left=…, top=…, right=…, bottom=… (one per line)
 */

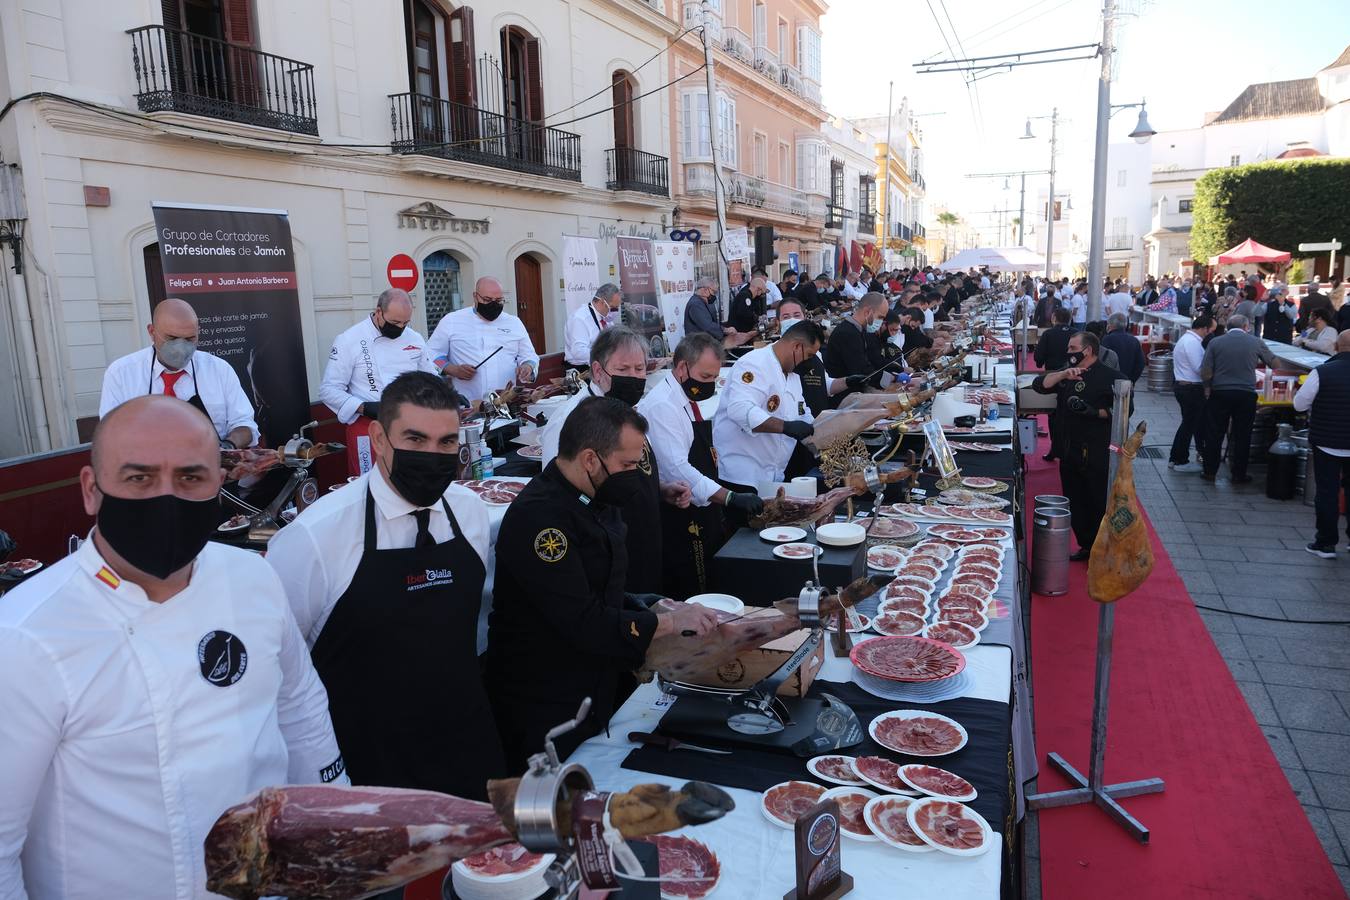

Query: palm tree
left=936, top=211, right=960, bottom=260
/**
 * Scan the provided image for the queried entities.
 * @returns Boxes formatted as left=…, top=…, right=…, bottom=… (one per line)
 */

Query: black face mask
left=477, top=301, right=504, bottom=321
left=95, top=488, right=221, bottom=579
left=605, top=373, right=646, bottom=407
left=592, top=458, right=645, bottom=507
left=1066, top=351, right=1086, bottom=367
left=388, top=447, right=459, bottom=507
left=680, top=373, right=717, bottom=401
left=378, top=318, right=406, bottom=340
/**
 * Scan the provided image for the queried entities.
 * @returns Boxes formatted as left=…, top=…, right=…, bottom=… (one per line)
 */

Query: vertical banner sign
left=562, top=234, right=600, bottom=317
left=151, top=202, right=308, bottom=447
left=615, top=236, right=667, bottom=356
left=653, top=241, right=695, bottom=347
left=723, top=226, right=750, bottom=262
left=788, top=250, right=800, bottom=273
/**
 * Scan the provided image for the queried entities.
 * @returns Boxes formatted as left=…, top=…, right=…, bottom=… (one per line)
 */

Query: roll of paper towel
left=789, top=476, right=818, bottom=498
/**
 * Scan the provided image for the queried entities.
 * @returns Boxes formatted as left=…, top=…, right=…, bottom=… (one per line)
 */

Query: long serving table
left=566, top=353, right=1032, bottom=899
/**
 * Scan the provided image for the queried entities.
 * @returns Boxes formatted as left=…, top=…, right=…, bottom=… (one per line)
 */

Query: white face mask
left=780, top=316, right=803, bottom=333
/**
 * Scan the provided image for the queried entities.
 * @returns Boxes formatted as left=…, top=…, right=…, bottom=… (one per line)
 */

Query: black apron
left=620, top=439, right=664, bottom=593
left=149, top=355, right=210, bottom=419
left=311, top=490, right=504, bottom=800
left=661, top=410, right=725, bottom=600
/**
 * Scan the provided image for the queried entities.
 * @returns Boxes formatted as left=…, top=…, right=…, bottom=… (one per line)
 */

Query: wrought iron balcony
left=722, top=26, right=753, bottom=63
left=753, top=45, right=780, bottom=81
left=684, top=163, right=814, bottom=218
left=912, top=222, right=925, bottom=239
left=1105, top=234, right=1134, bottom=251
left=825, top=203, right=850, bottom=229
left=606, top=148, right=669, bottom=196
left=859, top=212, right=876, bottom=232
left=127, top=25, right=318, bottom=135
left=389, top=93, right=581, bottom=182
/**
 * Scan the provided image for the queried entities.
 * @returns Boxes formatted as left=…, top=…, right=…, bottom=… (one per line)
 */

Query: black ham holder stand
left=1026, top=381, right=1164, bottom=842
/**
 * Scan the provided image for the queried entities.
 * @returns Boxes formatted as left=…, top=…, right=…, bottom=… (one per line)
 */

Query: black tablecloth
left=620, top=679, right=1012, bottom=834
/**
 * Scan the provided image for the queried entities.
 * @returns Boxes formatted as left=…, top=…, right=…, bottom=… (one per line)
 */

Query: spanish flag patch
left=94, top=566, right=121, bottom=590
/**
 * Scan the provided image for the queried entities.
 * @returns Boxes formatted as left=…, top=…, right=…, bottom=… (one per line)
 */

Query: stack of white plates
left=851, top=667, right=971, bottom=704
left=450, top=849, right=555, bottom=900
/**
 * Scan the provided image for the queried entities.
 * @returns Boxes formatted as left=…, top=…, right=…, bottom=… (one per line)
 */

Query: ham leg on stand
left=749, top=466, right=915, bottom=530
left=205, top=779, right=733, bottom=900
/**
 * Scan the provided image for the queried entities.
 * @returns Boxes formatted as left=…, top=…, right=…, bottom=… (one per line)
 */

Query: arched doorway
left=512, top=253, right=546, bottom=352
left=421, top=249, right=463, bottom=335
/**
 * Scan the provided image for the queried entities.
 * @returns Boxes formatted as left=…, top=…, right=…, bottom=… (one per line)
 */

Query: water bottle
left=987, top=401, right=1000, bottom=422
left=473, top=438, right=494, bottom=479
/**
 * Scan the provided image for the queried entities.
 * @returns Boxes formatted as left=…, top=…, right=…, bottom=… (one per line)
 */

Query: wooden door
left=513, top=254, right=547, bottom=354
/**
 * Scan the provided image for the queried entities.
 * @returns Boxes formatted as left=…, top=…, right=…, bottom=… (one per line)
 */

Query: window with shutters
left=753, top=132, right=768, bottom=178
left=795, top=138, right=824, bottom=193
left=796, top=25, right=821, bottom=83
left=501, top=26, right=543, bottom=123
left=778, top=142, right=790, bottom=183
left=681, top=90, right=711, bottom=160
left=717, top=94, right=737, bottom=168
left=753, top=2, right=767, bottom=49
left=777, top=19, right=789, bottom=62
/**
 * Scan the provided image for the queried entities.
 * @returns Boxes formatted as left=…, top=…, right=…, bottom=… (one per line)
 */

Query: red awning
left=1208, top=238, right=1292, bottom=266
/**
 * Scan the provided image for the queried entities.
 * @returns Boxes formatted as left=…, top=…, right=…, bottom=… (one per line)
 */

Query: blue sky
left=820, top=0, right=1348, bottom=238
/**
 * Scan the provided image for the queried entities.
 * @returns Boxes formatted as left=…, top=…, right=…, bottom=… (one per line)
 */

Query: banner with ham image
left=151, top=202, right=309, bottom=448
left=615, top=236, right=668, bottom=357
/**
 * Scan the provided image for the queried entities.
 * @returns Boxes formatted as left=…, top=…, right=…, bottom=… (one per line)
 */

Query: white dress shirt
left=841, top=280, right=867, bottom=301
left=1172, top=330, right=1206, bottom=382
left=1105, top=291, right=1132, bottom=318
left=0, top=539, right=342, bottom=900
left=99, top=346, right=259, bottom=446
left=538, top=383, right=604, bottom=468
left=1294, top=369, right=1350, bottom=457
left=638, top=372, right=721, bottom=507
left=1069, top=294, right=1087, bottom=324
left=266, top=463, right=491, bottom=645
left=319, top=316, right=435, bottom=425
left=980, top=276, right=991, bottom=291
left=564, top=302, right=610, bottom=366
left=425, top=307, right=541, bottom=402
left=712, top=344, right=812, bottom=487
left=765, top=280, right=783, bottom=304
left=922, top=308, right=936, bottom=330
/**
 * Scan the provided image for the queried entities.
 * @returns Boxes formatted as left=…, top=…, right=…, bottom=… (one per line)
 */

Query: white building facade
left=0, top=0, right=677, bottom=457
left=1100, top=45, right=1350, bottom=285
left=820, top=116, right=877, bottom=273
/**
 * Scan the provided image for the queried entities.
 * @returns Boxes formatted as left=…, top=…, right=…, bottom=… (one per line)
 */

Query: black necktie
left=412, top=508, right=434, bottom=549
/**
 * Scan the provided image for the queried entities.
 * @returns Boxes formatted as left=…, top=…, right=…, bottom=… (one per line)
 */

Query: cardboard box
left=686, top=610, right=825, bottom=698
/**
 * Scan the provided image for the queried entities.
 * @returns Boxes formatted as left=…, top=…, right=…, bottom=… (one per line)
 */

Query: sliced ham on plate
left=863, top=796, right=933, bottom=853
left=761, top=781, right=826, bottom=828
left=898, top=765, right=977, bottom=802
left=906, top=798, right=992, bottom=857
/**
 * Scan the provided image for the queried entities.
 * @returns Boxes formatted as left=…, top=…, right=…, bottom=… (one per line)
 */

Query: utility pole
left=1045, top=107, right=1058, bottom=281
left=882, top=80, right=894, bottom=270
left=700, top=1, right=731, bottom=307
left=1086, top=0, right=1116, bottom=322
left=1018, top=174, right=1027, bottom=246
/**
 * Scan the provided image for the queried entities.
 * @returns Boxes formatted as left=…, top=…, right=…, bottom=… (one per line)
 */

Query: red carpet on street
left=1025, top=435, right=1342, bottom=898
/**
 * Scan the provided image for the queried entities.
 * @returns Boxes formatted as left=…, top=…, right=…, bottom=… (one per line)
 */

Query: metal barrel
left=1248, top=407, right=1277, bottom=465
left=1146, top=350, right=1174, bottom=393
left=1292, top=429, right=1313, bottom=506
left=1031, top=507, right=1073, bottom=596
left=1034, top=494, right=1070, bottom=511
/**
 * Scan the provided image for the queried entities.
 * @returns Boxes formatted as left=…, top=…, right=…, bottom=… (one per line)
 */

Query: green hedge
left=1190, top=157, right=1350, bottom=263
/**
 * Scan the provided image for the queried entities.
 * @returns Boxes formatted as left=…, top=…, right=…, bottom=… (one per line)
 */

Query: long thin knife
left=628, top=731, right=732, bottom=755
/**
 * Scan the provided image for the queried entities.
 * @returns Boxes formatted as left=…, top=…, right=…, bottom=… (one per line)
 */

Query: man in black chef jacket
left=1032, top=331, right=1129, bottom=560
left=778, top=298, right=865, bottom=416
left=824, top=292, right=890, bottom=399
left=898, top=307, right=933, bottom=357
left=486, top=397, right=720, bottom=769
left=729, top=275, right=770, bottom=334
left=267, top=372, right=504, bottom=808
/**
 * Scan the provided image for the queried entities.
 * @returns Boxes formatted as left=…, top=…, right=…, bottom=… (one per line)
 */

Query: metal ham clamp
left=220, top=421, right=341, bottom=542
left=654, top=575, right=863, bottom=758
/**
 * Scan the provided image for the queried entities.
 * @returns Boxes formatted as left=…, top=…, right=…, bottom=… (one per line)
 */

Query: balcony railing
left=1105, top=234, right=1134, bottom=251
left=859, top=212, right=876, bottom=232
left=780, top=63, right=804, bottom=96
left=722, top=26, right=752, bottom=63
left=912, top=222, right=925, bottom=239
left=825, top=203, right=850, bottom=229
left=606, top=148, right=669, bottom=196
left=684, top=163, right=815, bottom=219
left=127, top=25, right=317, bottom=135
left=389, top=93, right=581, bottom=182
left=753, top=45, right=780, bottom=81
left=683, top=2, right=721, bottom=40
left=802, top=78, right=822, bottom=107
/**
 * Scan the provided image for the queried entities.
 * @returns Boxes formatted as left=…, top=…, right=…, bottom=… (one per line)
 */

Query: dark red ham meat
left=763, top=781, right=826, bottom=825
left=638, top=835, right=721, bottom=900
left=910, top=800, right=986, bottom=851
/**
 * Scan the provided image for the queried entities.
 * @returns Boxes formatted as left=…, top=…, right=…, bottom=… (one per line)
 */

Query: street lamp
left=1085, top=92, right=1157, bottom=320
left=1023, top=109, right=1059, bottom=281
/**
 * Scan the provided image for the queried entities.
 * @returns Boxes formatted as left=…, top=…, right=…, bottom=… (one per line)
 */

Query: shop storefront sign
left=397, top=202, right=491, bottom=234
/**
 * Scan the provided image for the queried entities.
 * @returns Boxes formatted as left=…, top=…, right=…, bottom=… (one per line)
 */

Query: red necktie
left=690, top=401, right=703, bottom=422
left=161, top=370, right=186, bottom=396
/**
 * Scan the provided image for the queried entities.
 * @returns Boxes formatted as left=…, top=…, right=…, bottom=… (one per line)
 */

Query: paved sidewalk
left=1127, top=385, right=1350, bottom=896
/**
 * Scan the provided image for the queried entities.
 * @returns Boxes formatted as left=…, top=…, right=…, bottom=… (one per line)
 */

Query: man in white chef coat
left=712, top=320, right=822, bottom=512
left=0, top=395, right=344, bottom=900
left=638, top=332, right=762, bottom=597
left=563, top=283, right=622, bottom=371
left=426, top=276, right=540, bottom=403
left=320, top=288, right=436, bottom=475
left=99, top=298, right=258, bottom=449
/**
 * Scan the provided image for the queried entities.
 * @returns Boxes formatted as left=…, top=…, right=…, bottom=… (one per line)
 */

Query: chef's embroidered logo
left=406, top=568, right=455, bottom=592
left=534, top=528, right=568, bottom=562
left=741, top=371, right=754, bottom=384
left=767, top=394, right=780, bottom=413
left=638, top=444, right=653, bottom=475
left=1074, top=380, right=1085, bottom=392
left=197, top=631, right=247, bottom=687
left=629, top=622, right=640, bottom=638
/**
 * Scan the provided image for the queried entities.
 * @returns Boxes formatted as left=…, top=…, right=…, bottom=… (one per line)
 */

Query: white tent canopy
left=939, top=247, right=1046, bottom=272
